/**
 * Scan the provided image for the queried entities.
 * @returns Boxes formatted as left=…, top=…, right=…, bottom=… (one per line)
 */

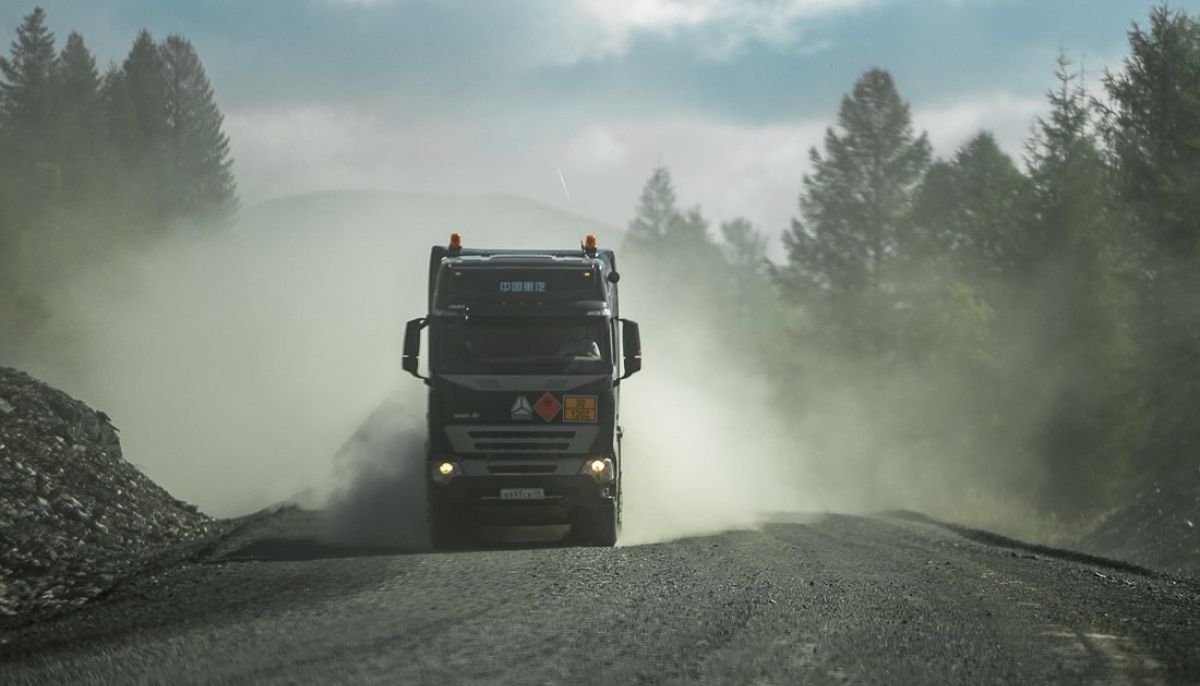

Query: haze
left=3, top=1, right=1192, bottom=548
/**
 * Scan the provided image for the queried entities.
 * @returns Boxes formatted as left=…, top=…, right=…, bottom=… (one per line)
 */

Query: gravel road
left=2, top=510, right=1198, bottom=685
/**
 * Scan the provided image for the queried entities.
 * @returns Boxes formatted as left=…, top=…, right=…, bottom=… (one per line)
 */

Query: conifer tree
left=1102, top=5, right=1200, bottom=475
left=720, top=216, right=771, bottom=333
left=916, top=132, right=1034, bottom=281
left=776, top=68, right=931, bottom=353
left=720, top=217, right=768, bottom=277
left=0, top=10, right=241, bottom=361
left=623, top=166, right=739, bottom=352
left=121, top=29, right=168, bottom=151
left=1026, top=56, right=1135, bottom=513
left=101, top=29, right=169, bottom=229
left=1104, top=5, right=1200, bottom=259
left=624, top=166, right=725, bottom=281
left=624, top=166, right=679, bottom=256
left=52, top=32, right=106, bottom=205
left=100, top=62, right=135, bottom=164
left=159, top=34, right=237, bottom=225
left=0, top=8, right=56, bottom=136
left=56, top=32, right=100, bottom=120
left=0, top=7, right=59, bottom=207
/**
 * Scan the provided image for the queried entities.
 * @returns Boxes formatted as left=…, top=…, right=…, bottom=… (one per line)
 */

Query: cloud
left=302, top=0, right=878, bottom=63
left=586, top=118, right=826, bottom=244
left=224, top=106, right=404, bottom=201
left=565, top=126, right=629, bottom=169
left=553, top=0, right=882, bottom=62
left=912, top=91, right=1045, bottom=162
left=223, top=84, right=1051, bottom=266
left=224, top=102, right=826, bottom=253
left=224, top=104, right=587, bottom=206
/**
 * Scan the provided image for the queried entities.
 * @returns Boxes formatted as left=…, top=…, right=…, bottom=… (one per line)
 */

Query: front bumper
left=429, top=460, right=615, bottom=524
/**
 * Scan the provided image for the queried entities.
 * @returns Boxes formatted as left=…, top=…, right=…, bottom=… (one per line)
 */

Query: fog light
left=589, top=459, right=606, bottom=475
left=437, top=461, right=455, bottom=476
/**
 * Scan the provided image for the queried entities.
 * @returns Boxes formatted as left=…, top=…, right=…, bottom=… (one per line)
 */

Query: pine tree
left=159, top=34, right=237, bottom=226
left=720, top=216, right=771, bottom=333
left=720, top=217, right=768, bottom=276
left=776, top=68, right=931, bottom=353
left=101, top=61, right=135, bottom=162
left=56, top=32, right=100, bottom=121
left=1026, top=55, right=1135, bottom=513
left=101, top=29, right=169, bottom=229
left=622, top=166, right=739, bottom=354
left=1104, top=5, right=1200, bottom=258
left=624, top=166, right=679, bottom=256
left=52, top=32, right=106, bottom=206
left=624, top=166, right=725, bottom=280
left=121, top=29, right=168, bottom=151
left=0, top=7, right=60, bottom=207
left=916, top=132, right=1035, bottom=281
left=0, top=8, right=57, bottom=136
left=1102, top=5, right=1200, bottom=476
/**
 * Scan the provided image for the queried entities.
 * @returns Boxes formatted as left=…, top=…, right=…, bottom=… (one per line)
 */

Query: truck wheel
left=429, top=507, right=470, bottom=550
left=575, top=503, right=618, bottom=547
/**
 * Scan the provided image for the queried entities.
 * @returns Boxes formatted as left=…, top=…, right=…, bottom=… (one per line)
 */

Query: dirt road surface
left=2, top=510, right=1198, bottom=685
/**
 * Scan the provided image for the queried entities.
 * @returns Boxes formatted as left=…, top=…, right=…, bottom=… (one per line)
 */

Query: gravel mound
left=0, top=367, right=224, bottom=619
left=1076, top=466, right=1200, bottom=579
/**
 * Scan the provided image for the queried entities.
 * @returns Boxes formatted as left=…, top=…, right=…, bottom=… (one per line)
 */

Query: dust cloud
left=611, top=250, right=1057, bottom=544
left=617, top=295, right=800, bottom=544
left=318, top=390, right=429, bottom=548
left=5, top=189, right=1046, bottom=544
left=9, top=191, right=612, bottom=518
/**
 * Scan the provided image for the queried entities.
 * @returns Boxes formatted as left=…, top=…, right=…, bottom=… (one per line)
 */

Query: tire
left=429, top=506, right=471, bottom=550
left=575, top=502, right=618, bottom=547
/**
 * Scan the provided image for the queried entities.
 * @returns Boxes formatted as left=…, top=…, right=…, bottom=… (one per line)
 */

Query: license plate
left=500, top=488, right=545, bottom=500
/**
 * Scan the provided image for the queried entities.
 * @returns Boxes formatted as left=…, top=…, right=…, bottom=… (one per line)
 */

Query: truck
left=402, top=232, right=641, bottom=547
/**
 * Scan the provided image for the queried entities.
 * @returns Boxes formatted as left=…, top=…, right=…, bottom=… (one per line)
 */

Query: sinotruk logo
left=510, top=396, right=533, bottom=421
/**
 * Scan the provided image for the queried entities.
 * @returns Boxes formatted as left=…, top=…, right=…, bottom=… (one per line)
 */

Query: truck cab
left=402, top=233, right=641, bottom=547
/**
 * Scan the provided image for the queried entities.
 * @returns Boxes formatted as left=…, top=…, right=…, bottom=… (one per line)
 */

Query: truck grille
left=476, top=441, right=570, bottom=451
left=444, top=425, right=599, bottom=454
left=485, top=464, right=558, bottom=474
left=469, top=430, right=574, bottom=440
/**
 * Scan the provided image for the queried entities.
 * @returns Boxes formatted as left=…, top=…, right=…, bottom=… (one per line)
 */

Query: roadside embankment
left=0, top=368, right=225, bottom=621
left=1075, top=465, right=1200, bottom=580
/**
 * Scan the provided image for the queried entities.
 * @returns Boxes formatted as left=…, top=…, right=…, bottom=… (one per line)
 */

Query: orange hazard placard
left=563, top=395, right=597, bottom=423
left=534, top=392, right=562, bottom=422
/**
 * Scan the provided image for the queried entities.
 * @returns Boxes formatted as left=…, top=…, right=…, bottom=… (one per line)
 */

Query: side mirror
left=620, top=319, right=641, bottom=379
left=402, top=318, right=428, bottom=383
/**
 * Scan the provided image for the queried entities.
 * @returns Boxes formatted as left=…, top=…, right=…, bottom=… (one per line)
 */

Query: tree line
left=0, top=7, right=235, bottom=350
left=623, top=5, right=1199, bottom=518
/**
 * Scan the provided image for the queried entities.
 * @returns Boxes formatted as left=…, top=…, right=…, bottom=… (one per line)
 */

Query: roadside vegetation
left=0, top=8, right=236, bottom=358
left=621, top=5, right=1200, bottom=530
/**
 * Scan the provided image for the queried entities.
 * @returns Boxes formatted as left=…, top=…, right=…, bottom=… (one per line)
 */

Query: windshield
left=436, top=318, right=611, bottom=374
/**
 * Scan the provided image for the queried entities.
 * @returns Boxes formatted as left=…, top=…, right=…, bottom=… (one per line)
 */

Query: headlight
left=580, top=457, right=614, bottom=483
left=432, top=460, right=461, bottom=483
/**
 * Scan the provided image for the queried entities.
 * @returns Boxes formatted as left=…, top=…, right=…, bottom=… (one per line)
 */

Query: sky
left=1, top=0, right=1163, bottom=245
